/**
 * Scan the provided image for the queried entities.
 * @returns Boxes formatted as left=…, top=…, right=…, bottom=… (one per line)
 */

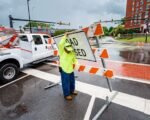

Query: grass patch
left=117, top=37, right=150, bottom=43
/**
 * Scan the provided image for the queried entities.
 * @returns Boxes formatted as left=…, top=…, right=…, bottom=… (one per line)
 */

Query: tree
left=111, top=25, right=127, bottom=37
left=103, top=26, right=109, bottom=36
left=24, top=21, right=52, bottom=28
left=53, top=29, right=75, bottom=36
left=120, top=17, right=125, bottom=25
left=54, top=30, right=67, bottom=36
left=109, top=27, right=114, bottom=32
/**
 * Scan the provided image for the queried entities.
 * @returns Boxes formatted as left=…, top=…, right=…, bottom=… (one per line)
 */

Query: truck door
left=32, top=35, right=47, bottom=60
left=43, top=35, right=54, bottom=57
left=19, top=35, right=33, bottom=63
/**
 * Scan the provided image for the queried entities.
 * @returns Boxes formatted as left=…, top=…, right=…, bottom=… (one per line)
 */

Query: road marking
left=77, top=79, right=147, bottom=114
left=46, top=62, right=150, bottom=85
left=144, top=100, right=150, bottom=115
left=115, top=75, right=150, bottom=85
left=23, top=69, right=60, bottom=83
left=84, top=95, right=96, bottom=120
left=23, top=68, right=150, bottom=115
left=0, top=74, right=29, bottom=89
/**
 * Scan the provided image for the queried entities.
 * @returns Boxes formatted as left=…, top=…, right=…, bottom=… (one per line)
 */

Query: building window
left=136, top=2, right=139, bottom=7
left=145, top=11, right=149, bottom=18
left=140, top=0, right=144, bottom=5
left=135, top=9, right=138, bottom=14
left=139, top=6, right=143, bottom=11
left=147, top=0, right=150, bottom=2
left=146, top=4, right=150, bottom=10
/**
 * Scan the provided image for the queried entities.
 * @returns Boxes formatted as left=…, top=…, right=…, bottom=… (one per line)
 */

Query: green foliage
left=109, top=27, right=114, bottom=32
left=54, top=30, right=65, bottom=36
left=112, top=26, right=141, bottom=37
left=24, top=21, right=52, bottom=28
left=117, top=37, right=150, bottom=43
left=102, top=17, right=141, bottom=37
left=103, top=26, right=115, bottom=36
left=121, top=18, right=125, bottom=25
left=54, top=30, right=68, bottom=36
left=103, top=26, right=109, bottom=36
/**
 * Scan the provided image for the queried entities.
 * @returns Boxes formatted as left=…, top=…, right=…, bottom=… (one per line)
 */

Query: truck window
left=43, top=35, right=50, bottom=44
left=19, top=35, right=28, bottom=42
left=33, top=35, right=43, bottom=45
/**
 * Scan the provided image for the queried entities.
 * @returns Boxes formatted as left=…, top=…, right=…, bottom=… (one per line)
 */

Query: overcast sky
left=0, top=0, right=127, bottom=29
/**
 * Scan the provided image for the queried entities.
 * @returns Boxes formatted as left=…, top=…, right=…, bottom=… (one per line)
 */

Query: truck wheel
left=0, top=63, right=19, bottom=83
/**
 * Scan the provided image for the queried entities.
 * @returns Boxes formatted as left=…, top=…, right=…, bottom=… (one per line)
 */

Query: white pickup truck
left=0, top=32, right=56, bottom=83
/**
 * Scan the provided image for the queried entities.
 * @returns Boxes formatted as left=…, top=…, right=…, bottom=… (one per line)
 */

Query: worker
left=58, top=32, right=78, bottom=101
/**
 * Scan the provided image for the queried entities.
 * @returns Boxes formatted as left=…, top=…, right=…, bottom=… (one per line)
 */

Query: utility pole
left=9, top=15, right=13, bottom=28
left=27, top=0, right=32, bottom=33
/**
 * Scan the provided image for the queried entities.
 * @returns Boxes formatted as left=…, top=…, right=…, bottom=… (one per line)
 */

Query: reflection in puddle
left=6, top=103, right=28, bottom=119
left=120, top=46, right=150, bottom=64
left=0, top=84, right=23, bottom=107
left=0, top=80, right=28, bottom=119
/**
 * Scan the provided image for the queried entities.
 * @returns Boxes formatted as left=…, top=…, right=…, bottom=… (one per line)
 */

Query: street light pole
left=27, top=0, right=32, bottom=33
left=145, top=18, right=149, bottom=43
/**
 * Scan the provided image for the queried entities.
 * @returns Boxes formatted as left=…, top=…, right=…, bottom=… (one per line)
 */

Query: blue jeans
left=60, top=69, right=75, bottom=97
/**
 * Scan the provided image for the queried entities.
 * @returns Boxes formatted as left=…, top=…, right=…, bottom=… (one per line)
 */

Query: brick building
left=125, top=0, right=150, bottom=32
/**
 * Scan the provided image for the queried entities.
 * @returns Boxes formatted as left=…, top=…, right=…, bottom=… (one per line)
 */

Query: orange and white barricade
left=50, top=48, right=114, bottom=79
left=46, top=48, right=117, bottom=120
left=50, top=61, right=114, bottom=79
left=82, top=22, right=104, bottom=48
left=82, top=23, right=104, bottom=38
left=48, top=26, right=117, bottom=119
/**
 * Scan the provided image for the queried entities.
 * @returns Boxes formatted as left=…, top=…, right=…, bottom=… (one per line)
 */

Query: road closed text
left=66, top=38, right=87, bottom=57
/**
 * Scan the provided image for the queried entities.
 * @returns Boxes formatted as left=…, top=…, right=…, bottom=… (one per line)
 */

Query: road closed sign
left=53, top=31, right=96, bottom=61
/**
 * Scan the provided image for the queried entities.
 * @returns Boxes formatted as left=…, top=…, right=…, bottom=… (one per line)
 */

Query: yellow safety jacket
left=58, top=35, right=77, bottom=73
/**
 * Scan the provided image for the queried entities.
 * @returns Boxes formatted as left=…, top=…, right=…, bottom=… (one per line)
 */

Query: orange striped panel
left=82, top=27, right=89, bottom=35
left=89, top=67, right=99, bottom=74
left=94, top=23, right=104, bottom=36
left=54, top=50, right=58, bottom=56
left=4, top=34, right=17, bottom=48
left=100, top=49, right=109, bottom=58
left=78, top=65, right=86, bottom=72
left=48, top=38, right=52, bottom=44
left=103, top=70, right=114, bottom=78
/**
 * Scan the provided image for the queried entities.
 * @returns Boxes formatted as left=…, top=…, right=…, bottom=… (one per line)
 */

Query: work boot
left=71, top=91, right=78, bottom=96
left=65, top=95, right=73, bottom=101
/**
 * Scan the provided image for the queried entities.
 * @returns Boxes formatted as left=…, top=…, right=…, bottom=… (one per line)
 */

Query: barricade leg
left=44, top=82, right=60, bottom=89
left=92, top=55, right=117, bottom=120
left=101, top=58, right=112, bottom=92
left=105, top=77, right=112, bottom=92
left=44, top=76, right=78, bottom=89
left=92, top=91, right=118, bottom=120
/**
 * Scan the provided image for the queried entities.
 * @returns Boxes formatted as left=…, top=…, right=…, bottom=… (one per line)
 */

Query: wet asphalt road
left=92, top=37, right=150, bottom=64
left=0, top=37, right=150, bottom=120
left=0, top=63, right=150, bottom=120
